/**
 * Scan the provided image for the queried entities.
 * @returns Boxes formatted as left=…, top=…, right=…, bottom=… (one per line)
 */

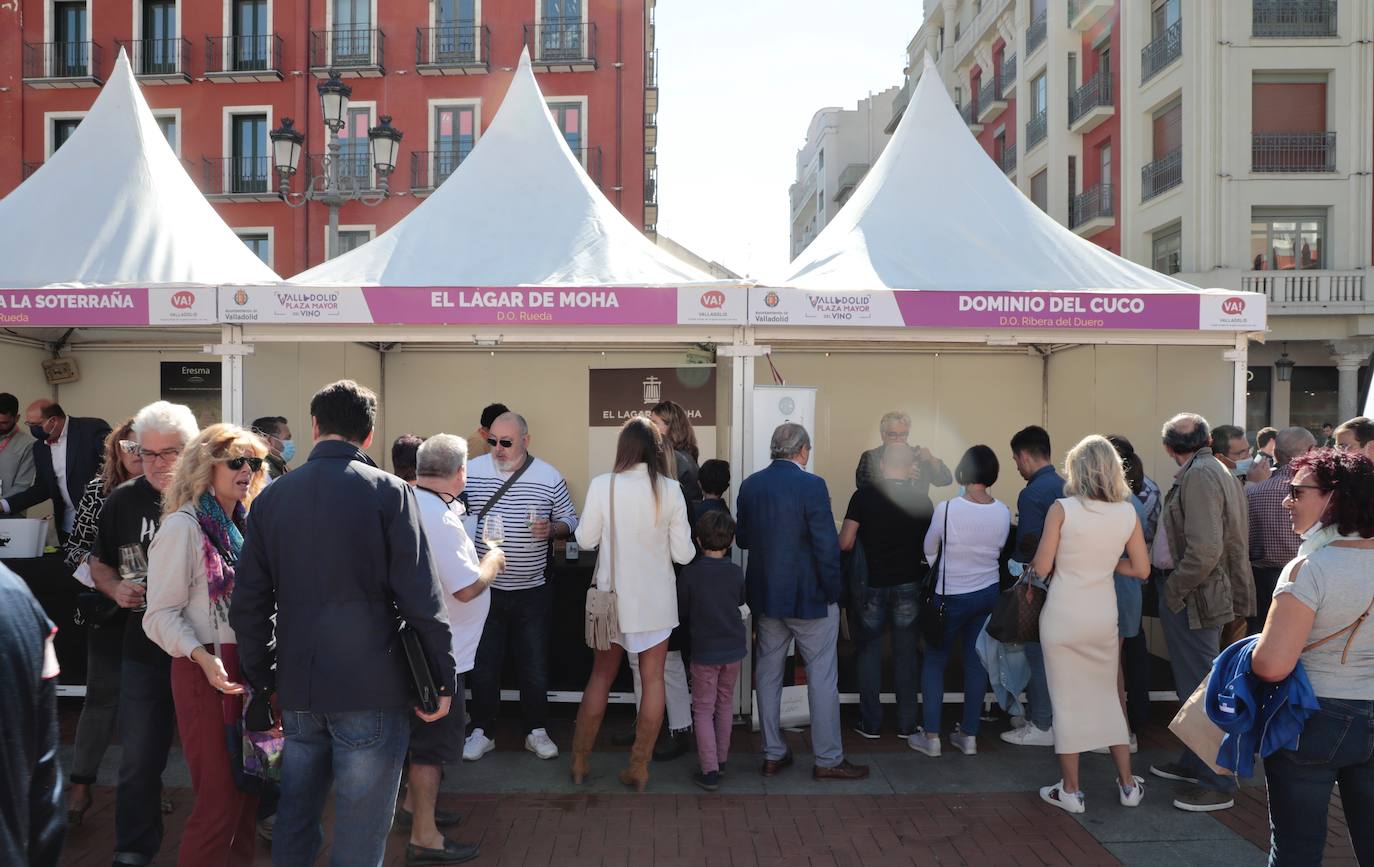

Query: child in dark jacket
left=678, top=509, right=747, bottom=791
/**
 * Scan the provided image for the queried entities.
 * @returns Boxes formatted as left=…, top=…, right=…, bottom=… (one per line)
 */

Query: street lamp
left=270, top=70, right=404, bottom=261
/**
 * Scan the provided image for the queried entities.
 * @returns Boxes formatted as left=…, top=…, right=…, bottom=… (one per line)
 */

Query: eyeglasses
left=486, top=437, right=516, bottom=448
left=118, top=440, right=140, bottom=455
left=881, top=429, right=910, bottom=439
left=138, top=447, right=183, bottom=463
left=222, top=456, right=265, bottom=473
left=1287, top=483, right=1326, bottom=500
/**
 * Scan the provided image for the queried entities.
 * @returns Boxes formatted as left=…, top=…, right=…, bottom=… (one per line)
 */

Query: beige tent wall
left=243, top=343, right=384, bottom=463
left=1, top=340, right=54, bottom=407
left=50, top=348, right=221, bottom=428
left=377, top=349, right=727, bottom=509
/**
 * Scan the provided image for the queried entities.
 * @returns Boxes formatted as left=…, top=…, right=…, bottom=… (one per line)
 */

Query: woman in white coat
left=570, top=417, right=695, bottom=791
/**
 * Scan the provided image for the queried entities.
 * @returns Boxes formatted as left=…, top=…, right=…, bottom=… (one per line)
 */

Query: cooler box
left=0, top=518, right=49, bottom=559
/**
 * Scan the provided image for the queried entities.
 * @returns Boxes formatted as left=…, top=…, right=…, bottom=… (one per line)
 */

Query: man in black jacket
left=1, top=400, right=110, bottom=541
left=230, top=379, right=456, bottom=867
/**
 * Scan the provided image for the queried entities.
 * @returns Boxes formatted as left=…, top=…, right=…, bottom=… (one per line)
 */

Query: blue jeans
left=853, top=581, right=919, bottom=734
left=469, top=583, right=552, bottom=734
left=272, top=708, right=412, bottom=867
left=1023, top=641, right=1053, bottom=730
left=921, top=584, right=999, bottom=735
left=1265, top=697, right=1374, bottom=866
left=112, top=651, right=175, bottom=865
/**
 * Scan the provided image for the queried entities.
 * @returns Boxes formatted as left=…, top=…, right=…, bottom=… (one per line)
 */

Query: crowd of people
left=1, top=382, right=1373, bottom=866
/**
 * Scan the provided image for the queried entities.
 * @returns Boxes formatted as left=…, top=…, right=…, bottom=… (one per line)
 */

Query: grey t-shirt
left=1274, top=546, right=1374, bottom=700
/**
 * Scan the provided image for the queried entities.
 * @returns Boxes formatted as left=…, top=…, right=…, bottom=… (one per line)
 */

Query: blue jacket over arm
left=1205, top=635, right=1320, bottom=777
left=735, top=459, right=841, bottom=620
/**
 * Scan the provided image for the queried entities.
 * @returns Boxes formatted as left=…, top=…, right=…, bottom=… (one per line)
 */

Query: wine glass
left=483, top=514, right=505, bottom=549
left=119, top=544, right=149, bottom=612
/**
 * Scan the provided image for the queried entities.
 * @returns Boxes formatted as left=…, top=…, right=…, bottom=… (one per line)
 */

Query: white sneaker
left=1010, top=714, right=1028, bottom=729
left=1000, top=724, right=1055, bottom=746
left=525, top=728, right=559, bottom=760
left=463, top=729, right=495, bottom=761
left=907, top=729, right=941, bottom=757
left=1091, top=734, right=1138, bottom=755
left=950, top=727, right=977, bottom=756
left=1040, top=781, right=1086, bottom=814
left=1118, top=775, right=1145, bottom=807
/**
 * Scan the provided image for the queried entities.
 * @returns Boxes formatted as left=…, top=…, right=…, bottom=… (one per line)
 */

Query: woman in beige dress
left=1032, top=435, right=1151, bottom=813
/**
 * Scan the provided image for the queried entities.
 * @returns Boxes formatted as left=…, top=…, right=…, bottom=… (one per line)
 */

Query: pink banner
left=895, top=291, right=1202, bottom=330
left=362, top=286, right=680, bottom=325
left=0, top=288, right=150, bottom=326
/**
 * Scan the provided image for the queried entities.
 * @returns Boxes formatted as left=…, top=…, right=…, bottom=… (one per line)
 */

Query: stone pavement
left=52, top=702, right=1355, bottom=866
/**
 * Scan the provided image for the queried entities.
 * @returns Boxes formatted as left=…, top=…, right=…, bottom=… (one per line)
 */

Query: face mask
left=1233, top=458, right=1253, bottom=476
left=29, top=423, right=47, bottom=441
left=957, top=486, right=967, bottom=497
left=1298, top=492, right=1336, bottom=540
left=280, top=440, right=296, bottom=463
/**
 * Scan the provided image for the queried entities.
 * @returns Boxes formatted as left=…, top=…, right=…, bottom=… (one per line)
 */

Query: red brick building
left=0, top=0, right=658, bottom=277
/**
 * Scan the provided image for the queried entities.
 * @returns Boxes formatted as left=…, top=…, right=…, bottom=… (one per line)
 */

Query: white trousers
left=629, top=649, right=693, bottom=732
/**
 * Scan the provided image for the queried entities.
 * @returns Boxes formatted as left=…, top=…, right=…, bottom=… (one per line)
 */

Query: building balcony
left=205, top=34, right=283, bottom=82
left=305, top=152, right=381, bottom=191
left=646, top=49, right=659, bottom=114
left=1242, top=270, right=1370, bottom=313
left=309, top=28, right=385, bottom=77
left=645, top=167, right=657, bottom=205
left=790, top=174, right=817, bottom=217
left=1000, top=55, right=1017, bottom=97
left=834, top=163, right=868, bottom=204
left=1069, top=183, right=1114, bottom=235
left=22, top=41, right=103, bottom=88
left=200, top=157, right=279, bottom=202
left=118, top=37, right=192, bottom=84
left=415, top=25, right=490, bottom=75
left=645, top=119, right=658, bottom=150
left=1141, top=20, right=1182, bottom=84
left=885, top=77, right=913, bottom=134
left=1026, top=109, right=1048, bottom=151
left=977, top=76, right=1007, bottom=123
left=1068, top=0, right=1114, bottom=31
left=409, top=146, right=475, bottom=196
left=961, top=100, right=984, bottom=133
left=1252, top=131, right=1336, bottom=173
left=1252, top=0, right=1338, bottom=37
left=1026, top=11, right=1048, bottom=56
left=1141, top=148, right=1182, bottom=201
left=1068, top=70, right=1113, bottom=134
left=998, top=146, right=1017, bottom=176
left=523, top=19, right=597, bottom=72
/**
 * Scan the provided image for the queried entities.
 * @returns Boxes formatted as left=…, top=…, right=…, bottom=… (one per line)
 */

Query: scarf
left=195, top=491, right=245, bottom=628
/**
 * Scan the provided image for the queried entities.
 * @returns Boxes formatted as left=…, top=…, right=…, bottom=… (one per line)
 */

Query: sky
left=654, top=0, right=925, bottom=280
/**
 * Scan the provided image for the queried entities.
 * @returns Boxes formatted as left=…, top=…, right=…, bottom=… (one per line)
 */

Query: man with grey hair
left=1245, top=426, right=1316, bottom=632
left=737, top=423, right=868, bottom=781
left=91, top=400, right=199, bottom=866
left=855, top=410, right=952, bottom=496
left=401, top=434, right=504, bottom=863
left=1149, top=412, right=1248, bottom=813
left=463, top=411, right=579, bottom=762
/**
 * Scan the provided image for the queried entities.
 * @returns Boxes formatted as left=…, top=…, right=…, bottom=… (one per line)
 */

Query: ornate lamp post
left=270, top=71, right=404, bottom=260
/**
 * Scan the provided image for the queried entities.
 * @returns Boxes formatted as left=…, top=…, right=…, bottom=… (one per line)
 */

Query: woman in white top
left=143, top=423, right=269, bottom=866
left=1033, top=435, right=1150, bottom=815
left=914, top=445, right=1012, bottom=758
left=570, top=417, right=694, bottom=791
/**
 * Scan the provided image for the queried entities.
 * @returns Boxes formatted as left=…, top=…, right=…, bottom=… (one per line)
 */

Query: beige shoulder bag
left=584, top=475, right=623, bottom=651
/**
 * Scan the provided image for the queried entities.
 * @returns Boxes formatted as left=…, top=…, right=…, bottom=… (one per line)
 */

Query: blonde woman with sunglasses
left=143, top=424, right=269, bottom=866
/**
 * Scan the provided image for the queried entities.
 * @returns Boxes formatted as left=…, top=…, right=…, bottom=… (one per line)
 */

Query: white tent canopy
left=776, top=55, right=1199, bottom=294
left=292, top=48, right=713, bottom=287
left=0, top=50, right=279, bottom=288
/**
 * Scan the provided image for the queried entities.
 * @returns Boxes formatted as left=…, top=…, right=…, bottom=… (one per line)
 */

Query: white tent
left=292, top=48, right=713, bottom=287
left=778, top=55, right=1200, bottom=295
left=0, top=49, right=279, bottom=288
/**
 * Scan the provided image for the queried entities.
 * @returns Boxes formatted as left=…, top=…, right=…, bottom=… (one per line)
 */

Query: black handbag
left=399, top=624, right=440, bottom=714
left=986, top=572, right=1048, bottom=643
left=917, top=499, right=950, bottom=649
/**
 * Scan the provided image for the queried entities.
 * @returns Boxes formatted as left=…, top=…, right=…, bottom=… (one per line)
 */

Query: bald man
left=1, top=400, right=110, bottom=540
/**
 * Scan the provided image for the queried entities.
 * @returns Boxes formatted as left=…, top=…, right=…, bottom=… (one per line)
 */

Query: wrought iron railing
left=999, top=146, right=1017, bottom=174
left=1026, top=11, right=1048, bottom=55
left=1252, top=132, right=1336, bottom=172
left=1068, top=70, right=1113, bottom=126
left=205, top=34, right=282, bottom=74
left=416, top=24, right=489, bottom=66
left=978, top=77, right=1001, bottom=115
left=961, top=99, right=980, bottom=127
left=410, top=146, right=475, bottom=191
left=1000, top=54, right=1016, bottom=94
left=1026, top=109, right=1048, bottom=149
left=201, top=156, right=274, bottom=196
left=306, top=151, right=377, bottom=186
left=1252, top=0, right=1337, bottom=37
left=1070, top=183, right=1113, bottom=228
left=524, top=19, right=597, bottom=64
left=310, top=28, right=385, bottom=69
left=121, top=37, right=191, bottom=76
left=1141, top=20, right=1182, bottom=83
left=1142, top=148, right=1182, bottom=200
left=22, top=41, right=101, bottom=79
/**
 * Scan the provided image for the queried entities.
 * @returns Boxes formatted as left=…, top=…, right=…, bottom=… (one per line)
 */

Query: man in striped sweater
left=462, top=412, right=579, bottom=762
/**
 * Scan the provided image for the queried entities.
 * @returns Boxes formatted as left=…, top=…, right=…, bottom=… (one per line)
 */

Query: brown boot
left=569, top=704, right=606, bottom=785
left=618, top=711, right=663, bottom=792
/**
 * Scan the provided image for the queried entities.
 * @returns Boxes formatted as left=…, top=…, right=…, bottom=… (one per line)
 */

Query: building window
left=548, top=101, right=584, bottom=156
left=1246, top=366, right=1272, bottom=437
left=1030, top=169, right=1048, bottom=211
left=540, top=0, right=584, bottom=59
left=338, top=105, right=373, bottom=181
left=53, top=1, right=89, bottom=76
left=232, top=0, right=269, bottom=70
left=52, top=117, right=81, bottom=153
left=1098, top=141, right=1112, bottom=188
left=1250, top=210, right=1325, bottom=271
left=155, top=114, right=178, bottom=153
left=433, top=104, right=475, bottom=185
left=236, top=231, right=271, bottom=266
left=1252, top=75, right=1333, bottom=172
left=1289, top=366, right=1339, bottom=437
left=140, top=0, right=178, bottom=75
left=332, top=0, right=372, bottom=65
left=231, top=113, right=269, bottom=193
left=1151, top=0, right=1180, bottom=39
left=1152, top=224, right=1182, bottom=275
left=1031, top=72, right=1047, bottom=115
left=334, top=228, right=372, bottom=258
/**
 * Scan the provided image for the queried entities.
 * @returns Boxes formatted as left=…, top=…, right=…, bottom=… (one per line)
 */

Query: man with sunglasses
left=0, top=393, right=37, bottom=517
left=2, top=399, right=110, bottom=540
left=1245, top=426, right=1316, bottom=634
left=88, top=401, right=200, bottom=867
left=462, top=412, right=579, bottom=763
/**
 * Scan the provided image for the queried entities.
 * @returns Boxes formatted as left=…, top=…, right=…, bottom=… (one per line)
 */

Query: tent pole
left=1228, top=333, right=1249, bottom=427
left=208, top=324, right=250, bottom=426
left=1040, top=345, right=1051, bottom=428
